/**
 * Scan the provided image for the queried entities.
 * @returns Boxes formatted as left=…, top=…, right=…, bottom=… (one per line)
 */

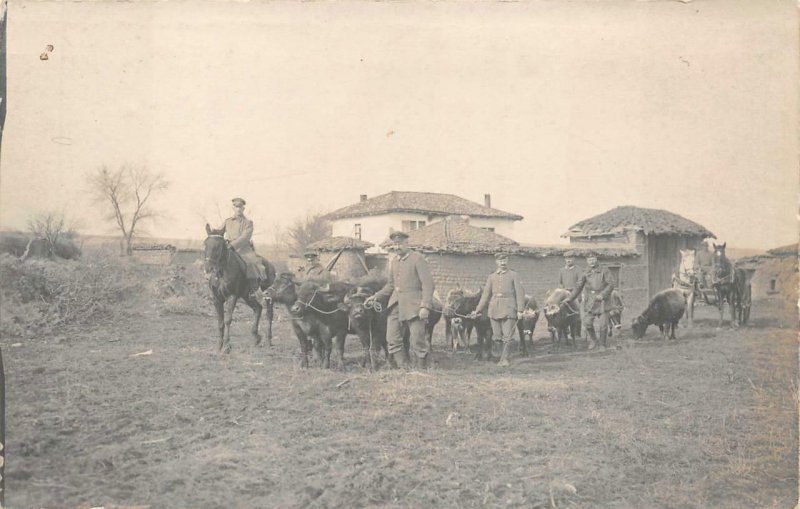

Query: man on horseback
left=218, top=197, right=268, bottom=298
left=564, top=255, right=615, bottom=351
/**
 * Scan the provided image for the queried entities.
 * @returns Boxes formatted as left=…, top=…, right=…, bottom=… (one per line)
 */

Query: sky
left=1, top=0, right=797, bottom=249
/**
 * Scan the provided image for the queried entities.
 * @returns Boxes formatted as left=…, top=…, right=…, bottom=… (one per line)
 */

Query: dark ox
left=516, top=295, right=540, bottom=357
left=543, top=288, right=581, bottom=350
left=264, top=272, right=321, bottom=368
left=292, top=281, right=353, bottom=371
left=340, top=281, right=389, bottom=371
left=444, top=287, right=493, bottom=360
left=631, top=288, right=686, bottom=340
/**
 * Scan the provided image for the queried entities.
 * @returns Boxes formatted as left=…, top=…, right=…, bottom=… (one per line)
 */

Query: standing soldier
left=473, top=252, right=526, bottom=367
left=564, top=255, right=615, bottom=350
left=366, top=231, right=435, bottom=369
left=218, top=197, right=267, bottom=298
left=559, top=251, right=583, bottom=338
left=301, top=250, right=332, bottom=281
left=559, top=252, right=581, bottom=292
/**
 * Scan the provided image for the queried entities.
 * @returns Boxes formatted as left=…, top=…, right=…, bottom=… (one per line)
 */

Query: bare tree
left=26, top=210, right=77, bottom=258
left=87, top=164, right=170, bottom=255
left=286, top=213, right=331, bottom=254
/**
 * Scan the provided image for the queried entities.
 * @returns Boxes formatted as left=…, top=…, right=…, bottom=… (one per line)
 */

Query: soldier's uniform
left=300, top=251, right=332, bottom=282
left=559, top=263, right=581, bottom=292
left=559, top=253, right=584, bottom=338
left=567, top=260, right=615, bottom=349
left=475, top=252, right=525, bottom=366
left=373, top=231, right=435, bottom=367
left=218, top=198, right=267, bottom=283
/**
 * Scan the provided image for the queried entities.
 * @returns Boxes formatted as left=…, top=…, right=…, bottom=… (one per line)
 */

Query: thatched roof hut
left=564, top=206, right=715, bottom=300
left=300, top=236, right=374, bottom=281
left=564, top=206, right=715, bottom=238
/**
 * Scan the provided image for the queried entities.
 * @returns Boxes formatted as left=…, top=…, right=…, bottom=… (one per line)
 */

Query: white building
left=323, top=191, right=523, bottom=252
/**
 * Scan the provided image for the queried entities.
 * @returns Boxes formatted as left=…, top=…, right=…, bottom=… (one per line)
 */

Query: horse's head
left=713, top=242, right=727, bottom=262
left=204, top=223, right=227, bottom=272
left=265, top=272, right=299, bottom=304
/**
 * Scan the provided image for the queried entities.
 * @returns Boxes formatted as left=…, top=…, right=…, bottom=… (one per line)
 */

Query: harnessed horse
left=671, top=249, right=698, bottom=327
left=711, top=243, right=740, bottom=329
left=204, top=224, right=275, bottom=353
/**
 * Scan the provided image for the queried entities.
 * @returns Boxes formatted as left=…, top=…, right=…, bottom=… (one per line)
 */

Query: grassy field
left=3, top=298, right=797, bottom=509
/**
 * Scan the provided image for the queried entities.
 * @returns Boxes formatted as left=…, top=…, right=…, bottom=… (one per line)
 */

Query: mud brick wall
left=423, top=252, right=648, bottom=316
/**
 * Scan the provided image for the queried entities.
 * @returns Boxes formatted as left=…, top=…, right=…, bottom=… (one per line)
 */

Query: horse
left=711, top=243, right=741, bottom=329
left=671, top=248, right=698, bottom=327
left=203, top=224, right=275, bottom=353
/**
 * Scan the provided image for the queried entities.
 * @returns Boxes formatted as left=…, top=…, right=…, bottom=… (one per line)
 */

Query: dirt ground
left=3, top=298, right=798, bottom=509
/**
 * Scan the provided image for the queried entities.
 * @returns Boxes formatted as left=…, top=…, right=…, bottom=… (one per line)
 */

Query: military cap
left=303, top=250, right=319, bottom=259
left=494, top=252, right=509, bottom=260
left=231, top=197, right=246, bottom=207
left=388, top=230, right=409, bottom=241
left=563, top=250, right=576, bottom=258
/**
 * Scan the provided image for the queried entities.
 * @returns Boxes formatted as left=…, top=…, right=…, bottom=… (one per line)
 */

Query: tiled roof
left=379, top=218, right=637, bottom=258
left=564, top=206, right=714, bottom=238
left=323, top=191, right=523, bottom=220
left=307, top=236, right=374, bottom=252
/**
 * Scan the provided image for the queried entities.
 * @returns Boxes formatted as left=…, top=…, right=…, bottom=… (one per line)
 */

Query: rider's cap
left=389, top=230, right=409, bottom=241
left=303, top=250, right=318, bottom=259
left=563, top=250, right=575, bottom=258
left=494, top=252, right=508, bottom=260
left=231, top=197, right=246, bottom=207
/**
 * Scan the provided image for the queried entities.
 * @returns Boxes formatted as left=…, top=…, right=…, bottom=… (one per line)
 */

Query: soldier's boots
left=586, top=328, right=597, bottom=350
left=497, top=343, right=511, bottom=367
left=598, top=329, right=608, bottom=351
left=393, top=349, right=410, bottom=370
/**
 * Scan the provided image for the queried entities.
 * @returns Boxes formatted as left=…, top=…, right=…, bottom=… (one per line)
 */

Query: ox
left=444, top=287, right=494, bottom=360
left=543, top=288, right=581, bottom=350
left=341, top=281, right=389, bottom=371
left=292, top=281, right=354, bottom=371
left=516, top=295, right=540, bottom=356
left=264, top=273, right=322, bottom=368
left=631, top=288, right=686, bottom=340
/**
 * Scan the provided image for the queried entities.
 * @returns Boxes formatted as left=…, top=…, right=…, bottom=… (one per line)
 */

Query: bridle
left=294, top=287, right=345, bottom=315
left=204, top=234, right=227, bottom=278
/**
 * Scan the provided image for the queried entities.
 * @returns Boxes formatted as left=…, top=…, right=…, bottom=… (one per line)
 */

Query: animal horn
left=205, top=223, right=212, bottom=235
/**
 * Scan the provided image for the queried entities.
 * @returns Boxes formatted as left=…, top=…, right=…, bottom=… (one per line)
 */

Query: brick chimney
left=484, top=194, right=491, bottom=208
left=360, top=194, right=368, bottom=202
